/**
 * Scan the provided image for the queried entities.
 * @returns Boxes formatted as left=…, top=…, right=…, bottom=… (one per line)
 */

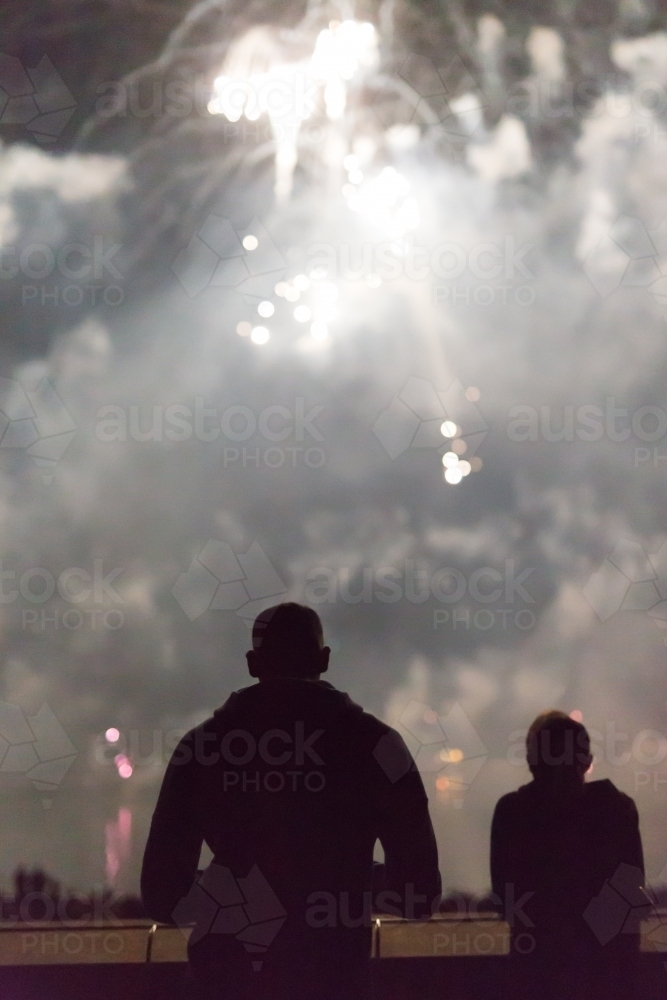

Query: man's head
left=526, top=710, right=592, bottom=781
left=246, top=602, right=330, bottom=680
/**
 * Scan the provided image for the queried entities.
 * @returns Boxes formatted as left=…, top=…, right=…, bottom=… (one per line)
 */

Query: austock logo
left=173, top=863, right=286, bottom=971
left=0, top=54, right=75, bottom=143
left=172, top=539, right=287, bottom=622
left=172, top=215, right=286, bottom=300
left=372, top=53, right=482, bottom=158
left=583, top=539, right=667, bottom=641
left=583, top=863, right=651, bottom=945
left=373, top=376, right=487, bottom=462
left=0, top=376, right=76, bottom=483
left=0, top=702, right=76, bottom=808
left=581, top=214, right=667, bottom=313
left=373, top=700, right=487, bottom=804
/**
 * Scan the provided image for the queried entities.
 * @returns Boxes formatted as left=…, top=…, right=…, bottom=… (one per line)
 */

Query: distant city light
left=570, top=710, right=583, bottom=722
left=242, top=234, right=258, bottom=250
left=465, top=386, right=481, bottom=402
left=236, top=321, right=251, bottom=337
left=105, top=728, right=120, bottom=743
left=442, top=452, right=458, bottom=468
left=257, top=301, right=274, bottom=317
left=251, top=326, right=270, bottom=344
left=445, top=467, right=463, bottom=484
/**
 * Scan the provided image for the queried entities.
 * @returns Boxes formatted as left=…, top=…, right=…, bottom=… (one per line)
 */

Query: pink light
left=105, top=807, right=133, bottom=885
left=569, top=710, right=583, bottom=722
left=105, top=728, right=120, bottom=743
left=118, top=763, right=133, bottom=779
left=114, top=753, right=128, bottom=766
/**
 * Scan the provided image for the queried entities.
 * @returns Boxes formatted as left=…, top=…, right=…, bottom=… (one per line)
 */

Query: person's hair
left=251, top=602, right=324, bottom=677
left=526, top=710, right=591, bottom=775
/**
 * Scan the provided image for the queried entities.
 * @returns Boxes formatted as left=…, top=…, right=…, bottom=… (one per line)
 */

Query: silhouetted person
left=491, top=711, right=646, bottom=1000
left=142, top=603, right=441, bottom=999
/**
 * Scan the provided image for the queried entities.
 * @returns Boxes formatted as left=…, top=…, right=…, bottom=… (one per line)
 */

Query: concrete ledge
left=0, top=914, right=662, bottom=965
left=148, top=924, right=190, bottom=963
left=0, top=921, right=154, bottom=965
left=374, top=915, right=510, bottom=958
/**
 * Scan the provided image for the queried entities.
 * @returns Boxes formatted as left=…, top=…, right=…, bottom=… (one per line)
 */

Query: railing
left=0, top=915, right=665, bottom=1000
left=0, top=912, right=665, bottom=964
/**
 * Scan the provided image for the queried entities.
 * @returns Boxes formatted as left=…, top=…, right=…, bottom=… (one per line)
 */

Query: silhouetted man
left=491, top=710, right=646, bottom=1000
left=142, top=603, right=441, bottom=999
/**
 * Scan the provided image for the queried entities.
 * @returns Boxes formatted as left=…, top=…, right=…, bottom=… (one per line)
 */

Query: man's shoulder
left=584, top=778, right=638, bottom=814
left=177, top=686, right=395, bottom=744
left=175, top=712, right=220, bottom=751
left=492, top=782, right=537, bottom=818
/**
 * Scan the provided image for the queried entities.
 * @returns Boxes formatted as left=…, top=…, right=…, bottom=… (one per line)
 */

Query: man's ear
left=318, top=646, right=331, bottom=675
left=246, top=650, right=260, bottom=678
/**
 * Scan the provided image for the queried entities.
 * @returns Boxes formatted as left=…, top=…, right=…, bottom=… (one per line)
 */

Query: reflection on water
left=0, top=788, right=151, bottom=897
left=105, top=806, right=132, bottom=886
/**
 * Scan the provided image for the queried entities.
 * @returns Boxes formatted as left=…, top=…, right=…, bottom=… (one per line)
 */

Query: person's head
left=246, top=602, right=330, bottom=681
left=526, top=710, right=592, bottom=783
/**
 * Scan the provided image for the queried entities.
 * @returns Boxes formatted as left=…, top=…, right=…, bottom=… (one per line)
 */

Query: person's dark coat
left=491, top=778, right=646, bottom=1000
left=142, top=678, right=441, bottom=999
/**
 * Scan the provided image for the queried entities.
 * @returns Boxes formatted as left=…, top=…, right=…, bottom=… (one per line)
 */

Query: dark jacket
left=491, top=777, right=644, bottom=939
left=142, top=678, right=440, bottom=996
